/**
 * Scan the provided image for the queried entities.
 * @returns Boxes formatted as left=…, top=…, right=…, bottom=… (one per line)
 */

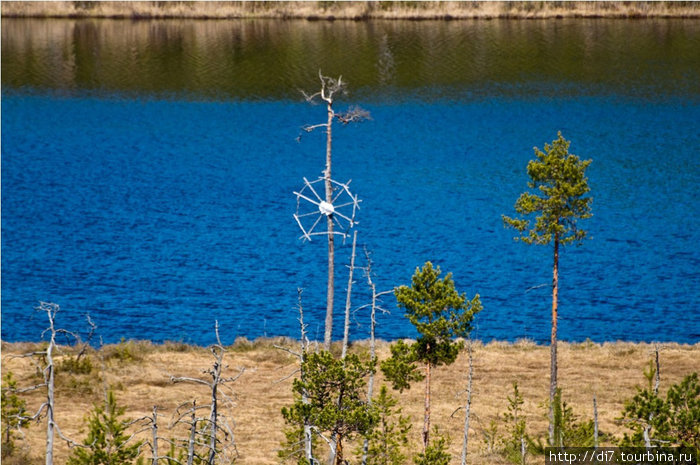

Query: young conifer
left=381, top=261, right=481, bottom=450
left=67, top=390, right=142, bottom=465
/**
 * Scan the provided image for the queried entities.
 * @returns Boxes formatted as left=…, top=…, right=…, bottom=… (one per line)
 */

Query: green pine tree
left=502, top=132, right=592, bottom=445
left=502, top=382, right=527, bottom=465
left=381, top=261, right=481, bottom=450
left=413, top=427, right=451, bottom=465
left=666, top=373, right=700, bottom=449
left=1, top=372, right=29, bottom=458
left=68, top=390, right=142, bottom=465
left=620, top=372, right=699, bottom=450
left=282, top=351, right=378, bottom=465
left=359, top=385, right=411, bottom=465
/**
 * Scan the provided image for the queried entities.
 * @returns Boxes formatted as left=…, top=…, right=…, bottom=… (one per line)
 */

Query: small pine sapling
left=67, top=390, right=142, bottom=465
left=502, top=382, right=527, bottom=465
left=1, top=372, right=29, bottom=458
left=358, top=385, right=411, bottom=465
left=412, top=427, right=451, bottom=465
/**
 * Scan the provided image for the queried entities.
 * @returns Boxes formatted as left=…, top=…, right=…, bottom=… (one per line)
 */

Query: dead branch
left=336, top=106, right=371, bottom=124
left=273, top=368, right=301, bottom=385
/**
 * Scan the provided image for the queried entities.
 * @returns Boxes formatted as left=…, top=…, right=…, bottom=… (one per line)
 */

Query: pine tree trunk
left=549, top=234, right=559, bottom=446
left=334, top=436, right=344, bottom=465
left=324, top=100, right=335, bottom=351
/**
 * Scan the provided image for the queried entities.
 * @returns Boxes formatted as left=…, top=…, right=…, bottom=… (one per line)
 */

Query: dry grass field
left=3, top=1, right=700, bottom=20
left=2, top=338, right=698, bottom=464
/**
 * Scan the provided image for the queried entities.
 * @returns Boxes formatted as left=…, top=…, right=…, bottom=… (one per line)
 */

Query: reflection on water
left=3, top=18, right=700, bottom=100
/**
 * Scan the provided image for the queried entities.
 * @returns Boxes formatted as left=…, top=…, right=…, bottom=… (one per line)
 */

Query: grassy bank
left=3, top=1, right=700, bottom=20
left=2, top=338, right=698, bottom=464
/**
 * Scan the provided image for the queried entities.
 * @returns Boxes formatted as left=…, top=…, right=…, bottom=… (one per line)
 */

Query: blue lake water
left=2, top=19, right=700, bottom=345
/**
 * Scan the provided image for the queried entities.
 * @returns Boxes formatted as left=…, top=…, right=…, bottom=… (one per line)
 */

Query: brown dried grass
left=2, top=1, right=700, bottom=20
left=2, top=339, right=698, bottom=464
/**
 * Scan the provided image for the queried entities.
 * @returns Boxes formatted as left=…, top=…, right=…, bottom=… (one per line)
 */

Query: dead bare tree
left=171, top=322, right=243, bottom=464
left=448, top=340, right=476, bottom=465
left=643, top=344, right=661, bottom=450
left=341, top=230, right=358, bottom=359
left=461, top=340, right=474, bottom=465
left=170, top=400, right=211, bottom=465
left=129, top=405, right=183, bottom=465
left=593, top=394, right=599, bottom=449
left=299, top=71, right=370, bottom=350
left=170, top=400, right=219, bottom=465
left=6, top=302, right=87, bottom=465
left=359, top=249, right=393, bottom=465
left=275, top=289, right=317, bottom=464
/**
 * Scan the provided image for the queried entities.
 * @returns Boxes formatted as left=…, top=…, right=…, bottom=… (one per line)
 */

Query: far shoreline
left=3, top=1, right=700, bottom=20
left=2, top=337, right=699, bottom=352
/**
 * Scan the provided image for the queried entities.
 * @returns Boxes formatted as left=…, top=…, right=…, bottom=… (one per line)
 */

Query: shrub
left=57, top=355, right=94, bottom=375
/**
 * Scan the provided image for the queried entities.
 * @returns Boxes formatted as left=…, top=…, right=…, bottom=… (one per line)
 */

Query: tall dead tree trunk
left=549, top=233, right=559, bottom=446
left=323, top=88, right=336, bottom=351
left=341, top=230, right=358, bottom=359
left=297, top=290, right=314, bottom=464
left=360, top=251, right=391, bottom=465
left=45, top=319, right=56, bottom=465
left=360, top=287, right=376, bottom=465
left=300, top=72, right=369, bottom=351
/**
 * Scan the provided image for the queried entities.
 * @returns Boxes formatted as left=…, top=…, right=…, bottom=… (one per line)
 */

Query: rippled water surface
left=2, top=18, right=699, bottom=344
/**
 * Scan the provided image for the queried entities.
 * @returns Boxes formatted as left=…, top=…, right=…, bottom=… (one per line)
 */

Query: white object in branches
left=293, top=176, right=360, bottom=242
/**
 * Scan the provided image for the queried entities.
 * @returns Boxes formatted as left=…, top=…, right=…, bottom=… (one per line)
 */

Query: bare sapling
left=593, top=394, right=599, bottom=449
left=359, top=248, right=393, bottom=465
left=170, top=322, right=243, bottom=464
left=171, top=400, right=210, bottom=465
left=461, top=340, right=474, bottom=465
left=275, top=289, right=316, bottom=464
left=643, top=345, right=661, bottom=449
left=130, top=406, right=180, bottom=465
left=6, top=302, right=91, bottom=464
